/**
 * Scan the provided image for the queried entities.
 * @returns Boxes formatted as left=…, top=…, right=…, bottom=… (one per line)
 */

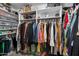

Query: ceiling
left=11, top=3, right=73, bottom=10
left=11, top=3, right=26, bottom=9
left=11, top=3, right=45, bottom=9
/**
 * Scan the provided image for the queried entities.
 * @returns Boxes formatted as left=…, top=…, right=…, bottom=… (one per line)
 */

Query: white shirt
left=50, top=22, right=54, bottom=46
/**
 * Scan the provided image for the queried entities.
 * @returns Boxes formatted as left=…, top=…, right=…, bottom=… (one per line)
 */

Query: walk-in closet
left=0, top=3, right=79, bottom=56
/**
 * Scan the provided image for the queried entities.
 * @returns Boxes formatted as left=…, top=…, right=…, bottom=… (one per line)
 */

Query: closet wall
left=0, top=3, right=18, bottom=55
left=0, top=3, right=76, bottom=56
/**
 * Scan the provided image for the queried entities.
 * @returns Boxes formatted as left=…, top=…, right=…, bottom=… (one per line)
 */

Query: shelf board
left=0, top=53, right=8, bottom=54
left=0, top=24, right=17, bottom=27
left=0, top=32, right=16, bottom=36
left=0, top=28, right=17, bottom=31
left=0, top=15, right=18, bottom=20
left=0, top=7, right=18, bottom=17
left=0, top=19, right=18, bottom=23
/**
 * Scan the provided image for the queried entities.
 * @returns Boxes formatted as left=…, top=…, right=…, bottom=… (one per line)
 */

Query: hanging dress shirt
left=33, top=23, right=38, bottom=43
left=38, top=23, right=44, bottom=43
left=64, top=11, right=69, bottom=29
left=20, top=22, right=27, bottom=50
left=56, top=20, right=61, bottom=54
left=50, top=22, right=54, bottom=47
left=44, top=23, right=47, bottom=43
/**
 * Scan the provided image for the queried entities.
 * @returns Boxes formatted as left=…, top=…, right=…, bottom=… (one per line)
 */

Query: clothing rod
left=20, top=17, right=61, bottom=21
left=20, top=19, right=36, bottom=21
left=38, top=17, right=61, bottom=20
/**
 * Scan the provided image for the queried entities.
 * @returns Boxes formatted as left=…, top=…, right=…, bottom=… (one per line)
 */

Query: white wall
left=31, top=3, right=47, bottom=11
left=62, top=3, right=73, bottom=7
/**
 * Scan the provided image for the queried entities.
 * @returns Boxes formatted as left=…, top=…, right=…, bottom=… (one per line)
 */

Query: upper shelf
left=21, top=11, right=36, bottom=15
left=20, top=6, right=62, bottom=18
left=37, top=6, right=62, bottom=18
left=37, top=7, right=61, bottom=13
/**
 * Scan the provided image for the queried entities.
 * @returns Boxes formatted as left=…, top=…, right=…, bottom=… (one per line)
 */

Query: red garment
left=38, top=23, right=44, bottom=43
left=64, top=11, right=69, bottom=29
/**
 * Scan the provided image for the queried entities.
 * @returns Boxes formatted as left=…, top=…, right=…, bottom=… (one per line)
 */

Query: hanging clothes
left=12, top=34, right=17, bottom=51
left=54, top=22, right=57, bottom=55
left=56, top=20, right=61, bottom=55
left=44, top=23, right=47, bottom=43
left=25, top=22, right=34, bottom=53
left=50, top=22, right=54, bottom=47
left=64, top=11, right=69, bottom=29
left=37, top=22, right=45, bottom=54
left=50, top=22, right=55, bottom=54
left=72, top=7, right=79, bottom=56
left=19, top=22, right=27, bottom=50
left=65, top=8, right=77, bottom=56
left=26, top=22, right=34, bottom=44
left=63, top=5, right=78, bottom=56
left=38, top=22, right=45, bottom=43
left=0, top=36, right=13, bottom=54
left=45, top=23, right=51, bottom=54
left=63, top=10, right=69, bottom=56
left=33, top=23, right=38, bottom=43
left=0, top=37, right=5, bottom=54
